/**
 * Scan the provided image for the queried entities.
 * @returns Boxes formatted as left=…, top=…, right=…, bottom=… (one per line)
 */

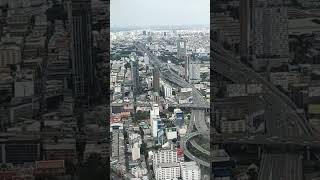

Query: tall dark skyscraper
left=185, top=55, right=190, bottom=81
left=153, top=68, right=160, bottom=93
left=130, top=54, right=140, bottom=96
left=240, top=0, right=252, bottom=59
left=69, top=0, right=95, bottom=104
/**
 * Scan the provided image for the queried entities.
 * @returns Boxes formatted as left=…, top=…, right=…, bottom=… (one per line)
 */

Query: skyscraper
left=184, top=55, right=190, bottom=81
left=69, top=0, right=95, bottom=104
left=253, top=0, right=290, bottom=70
left=240, top=0, right=252, bottom=59
left=177, top=38, right=187, bottom=59
left=130, top=53, right=140, bottom=96
left=189, top=61, right=201, bottom=83
left=153, top=68, right=160, bottom=93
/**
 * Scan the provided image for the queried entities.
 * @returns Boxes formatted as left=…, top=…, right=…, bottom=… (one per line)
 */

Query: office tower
left=111, top=123, right=124, bottom=159
left=253, top=0, right=289, bottom=70
left=143, top=30, right=146, bottom=35
left=69, top=0, right=95, bottom=104
left=184, top=55, right=190, bottom=81
left=130, top=57, right=140, bottom=96
left=163, top=83, right=173, bottom=98
left=152, top=118, right=159, bottom=138
left=153, top=68, right=160, bottom=93
left=177, top=38, right=187, bottom=59
left=188, top=62, right=201, bottom=83
left=180, top=161, right=201, bottom=180
left=240, top=0, right=252, bottom=59
left=150, top=103, right=160, bottom=137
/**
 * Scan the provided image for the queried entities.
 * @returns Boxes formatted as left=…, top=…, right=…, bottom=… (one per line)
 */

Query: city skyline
left=110, top=0, right=210, bottom=28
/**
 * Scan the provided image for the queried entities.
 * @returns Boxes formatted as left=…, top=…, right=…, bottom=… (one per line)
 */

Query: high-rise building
left=69, top=0, right=95, bottom=104
left=152, top=118, right=159, bottom=138
left=150, top=104, right=160, bottom=138
left=177, top=38, right=187, bottom=59
left=131, top=142, right=140, bottom=161
left=240, top=0, right=252, bottom=59
left=184, top=55, right=190, bottom=81
left=188, top=62, right=201, bottom=83
left=153, top=68, right=160, bottom=93
left=162, top=83, right=173, bottom=98
left=153, top=149, right=178, bottom=165
left=130, top=53, right=140, bottom=96
left=153, top=149, right=180, bottom=180
left=150, top=103, right=160, bottom=137
left=154, top=163, right=180, bottom=180
left=253, top=0, right=289, bottom=70
left=180, top=161, right=201, bottom=180
left=144, top=53, right=150, bottom=65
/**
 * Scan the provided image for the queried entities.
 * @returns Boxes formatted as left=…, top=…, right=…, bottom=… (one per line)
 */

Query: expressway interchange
left=211, top=40, right=319, bottom=179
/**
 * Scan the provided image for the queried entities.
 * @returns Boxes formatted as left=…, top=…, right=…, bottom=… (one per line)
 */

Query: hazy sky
left=111, top=0, right=210, bottom=28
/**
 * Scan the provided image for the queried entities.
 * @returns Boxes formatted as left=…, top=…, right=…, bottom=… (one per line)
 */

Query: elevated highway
left=181, top=132, right=210, bottom=167
left=211, top=41, right=316, bottom=180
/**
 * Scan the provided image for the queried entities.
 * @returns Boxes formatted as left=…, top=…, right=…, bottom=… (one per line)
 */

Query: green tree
left=201, top=73, right=209, bottom=81
left=124, top=62, right=131, bottom=69
left=134, top=111, right=150, bottom=122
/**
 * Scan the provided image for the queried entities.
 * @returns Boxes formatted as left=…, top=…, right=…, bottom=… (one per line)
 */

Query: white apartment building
left=150, top=104, right=160, bottom=137
left=153, top=149, right=178, bottom=166
left=131, top=166, right=148, bottom=178
left=132, top=142, right=141, bottom=161
left=162, top=83, right=173, bottom=98
left=154, top=163, right=180, bottom=180
left=180, top=161, right=201, bottom=180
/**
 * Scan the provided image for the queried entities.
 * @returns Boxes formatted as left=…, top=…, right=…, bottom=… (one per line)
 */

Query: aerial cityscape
left=1, top=0, right=320, bottom=179
left=110, top=27, right=210, bottom=179
left=110, top=0, right=210, bottom=179
left=212, top=0, right=320, bottom=180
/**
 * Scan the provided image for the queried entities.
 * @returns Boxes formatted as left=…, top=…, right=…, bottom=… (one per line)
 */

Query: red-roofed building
left=177, top=148, right=184, bottom=157
left=111, top=115, right=121, bottom=123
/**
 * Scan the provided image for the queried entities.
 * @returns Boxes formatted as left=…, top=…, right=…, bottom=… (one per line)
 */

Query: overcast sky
left=110, top=0, right=210, bottom=28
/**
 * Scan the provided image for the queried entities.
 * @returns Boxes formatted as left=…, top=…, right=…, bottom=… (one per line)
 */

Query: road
left=211, top=41, right=314, bottom=180
left=258, top=153, right=303, bottom=180
left=181, top=132, right=210, bottom=167
left=212, top=41, right=313, bottom=137
left=211, top=133, right=320, bottom=148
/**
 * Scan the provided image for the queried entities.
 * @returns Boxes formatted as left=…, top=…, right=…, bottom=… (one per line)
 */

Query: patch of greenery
left=133, top=111, right=150, bottom=123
